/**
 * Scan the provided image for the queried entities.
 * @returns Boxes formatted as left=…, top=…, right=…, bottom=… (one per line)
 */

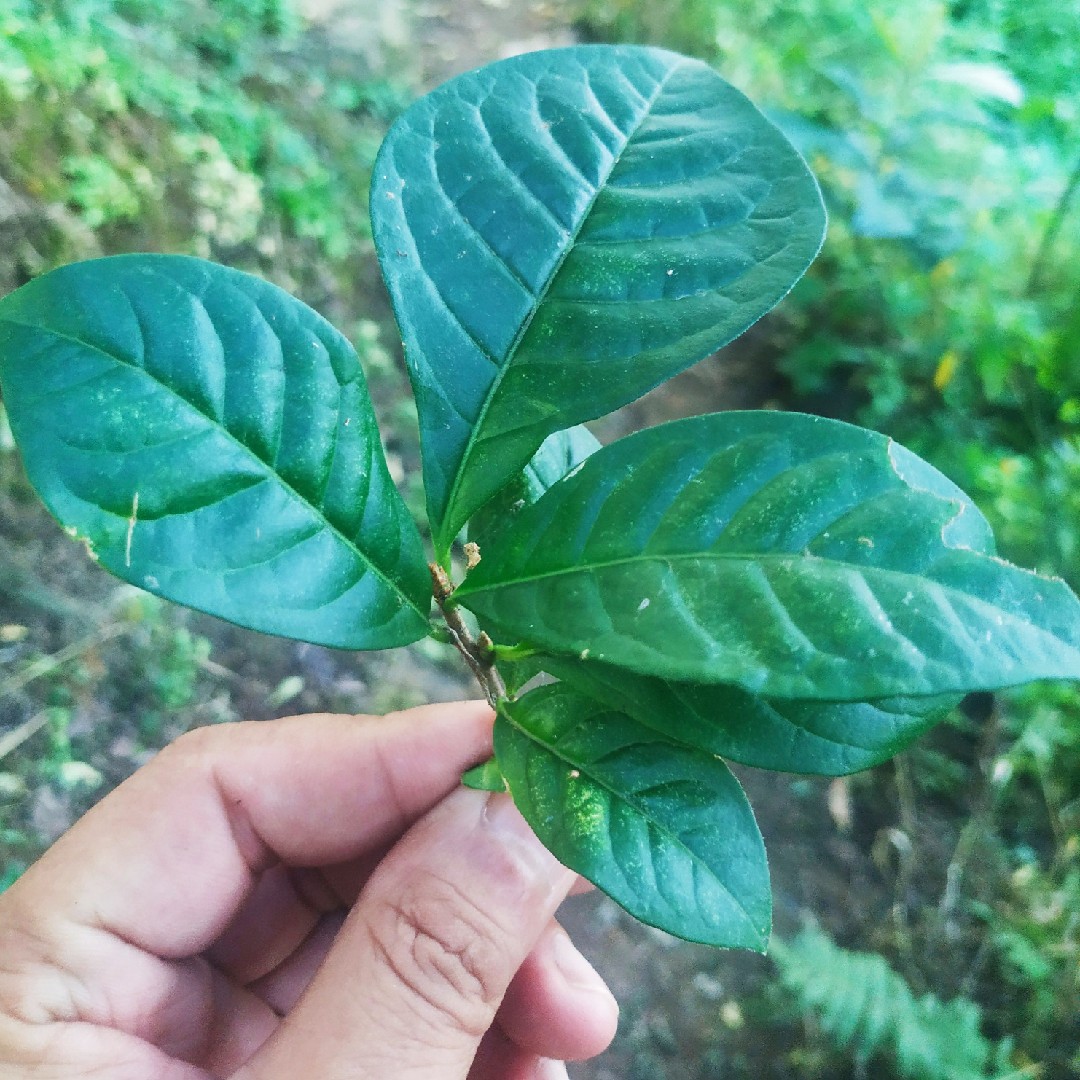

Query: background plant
left=571, top=0, right=1080, bottom=1074
left=769, top=925, right=1020, bottom=1080
left=4, top=41, right=1080, bottom=974
left=2, top=2, right=1079, bottom=1076
left=0, top=0, right=427, bottom=896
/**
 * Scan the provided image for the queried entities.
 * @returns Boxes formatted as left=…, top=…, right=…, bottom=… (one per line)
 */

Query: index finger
left=2, top=701, right=494, bottom=959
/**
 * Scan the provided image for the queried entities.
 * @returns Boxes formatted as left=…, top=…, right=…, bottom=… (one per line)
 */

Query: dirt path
left=298, top=0, right=578, bottom=87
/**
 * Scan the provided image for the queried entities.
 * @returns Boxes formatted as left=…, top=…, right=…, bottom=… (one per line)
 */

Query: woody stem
left=429, top=563, right=507, bottom=708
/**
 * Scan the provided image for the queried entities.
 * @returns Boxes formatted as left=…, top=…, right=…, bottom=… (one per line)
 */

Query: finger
left=248, top=911, right=347, bottom=1014
left=237, top=790, right=578, bottom=1080
left=5, top=702, right=494, bottom=960
left=498, top=921, right=618, bottom=1061
left=469, top=1026, right=569, bottom=1080
left=0, top=704, right=493, bottom=1059
left=207, top=865, right=341, bottom=985
left=208, top=841, right=401, bottom=986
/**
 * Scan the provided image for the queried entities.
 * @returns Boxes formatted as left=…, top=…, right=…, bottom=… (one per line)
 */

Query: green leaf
left=536, top=655, right=957, bottom=776
left=496, top=684, right=771, bottom=949
left=461, top=757, right=508, bottom=791
left=468, top=424, right=601, bottom=548
left=0, top=255, right=431, bottom=649
left=455, top=411, right=1080, bottom=699
left=372, top=45, right=826, bottom=555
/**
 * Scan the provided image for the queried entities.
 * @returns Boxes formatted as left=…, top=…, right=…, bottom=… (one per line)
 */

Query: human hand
left=0, top=702, right=618, bottom=1079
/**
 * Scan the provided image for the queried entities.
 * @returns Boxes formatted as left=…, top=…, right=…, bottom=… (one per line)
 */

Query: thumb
left=238, top=787, right=578, bottom=1080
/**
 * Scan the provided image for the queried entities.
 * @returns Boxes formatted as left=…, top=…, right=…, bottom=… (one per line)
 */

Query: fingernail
left=552, top=928, right=612, bottom=998
left=482, top=793, right=572, bottom=888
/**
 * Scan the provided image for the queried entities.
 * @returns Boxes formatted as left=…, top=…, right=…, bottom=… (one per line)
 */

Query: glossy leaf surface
left=496, top=684, right=771, bottom=948
left=538, top=655, right=956, bottom=775
left=456, top=411, right=1080, bottom=699
left=469, top=424, right=601, bottom=547
left=0, top=255, right=431, bottom=649
left=372, top=45, right=826, bottom=553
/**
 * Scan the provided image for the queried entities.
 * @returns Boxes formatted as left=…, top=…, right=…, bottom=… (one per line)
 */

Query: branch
left=429, top=563, right=507, bottom=708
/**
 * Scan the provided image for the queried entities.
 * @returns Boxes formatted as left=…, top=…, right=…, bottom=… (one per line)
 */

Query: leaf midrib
left=0, top=316, right=430, bottom=624
left=553, top=657, right=949, bottom=757
left=499, top=704, right=766, bottom=946
left=456, top=547, right=1079, bottom=651
left=437, top=55, right=692, bottom=552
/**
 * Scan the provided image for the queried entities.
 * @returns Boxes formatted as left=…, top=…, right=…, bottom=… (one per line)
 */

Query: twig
left=1026, top=153, right=1080, bottom=295
left=429, top=563, right=507, bottom=708
left=0, top=622, right=128, bottom=700
left=0, top=709, right=49, bottom=762
left=891, top=754, right=921, bottom=987
left=938, top=702, right=1004, bottom=951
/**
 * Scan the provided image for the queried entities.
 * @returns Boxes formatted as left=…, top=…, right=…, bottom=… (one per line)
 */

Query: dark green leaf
left=456, top=411, right=1080, bottom=699
left=496, top=684, right=771, bottom=948
left=468, top=424, right=601, bottom=548
left=0, top=255, right=431, bottom=649
left=536, top=655, right=957, bottom=776
left=372, top=45, right=826, bottom=554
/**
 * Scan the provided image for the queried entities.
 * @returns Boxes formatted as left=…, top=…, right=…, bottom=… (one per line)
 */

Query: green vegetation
left=2, top=1, right=1079, bottom=1077
left=0, top=0, right=409, bottom=300
left=17, top=47, right=1080, bottom=952
left=574, top=0, right=1080, bottom=1074
left=771, top=926, right=1014, bottom=1080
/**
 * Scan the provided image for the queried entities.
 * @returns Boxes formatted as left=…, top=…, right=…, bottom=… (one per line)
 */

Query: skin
left=0, top=701, right=618, bottom=1079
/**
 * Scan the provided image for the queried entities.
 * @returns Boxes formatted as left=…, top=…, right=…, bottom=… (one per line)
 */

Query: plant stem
left=0, top=709, right=49, bottom=763
left=429, top=563, right=507, bottom=708
left=493, top=642, right=538, bottom=662
left=0, top=623, right=128, bottom=700
left=1026, top=153, right=1080, bottom=296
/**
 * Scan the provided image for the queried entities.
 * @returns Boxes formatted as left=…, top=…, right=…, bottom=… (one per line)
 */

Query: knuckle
left=158, top=721, right=218, bottom=766
left=367, top=872, right=510, bottom=1041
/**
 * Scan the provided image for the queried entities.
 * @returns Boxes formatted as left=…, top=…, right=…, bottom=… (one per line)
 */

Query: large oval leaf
left=536, top=655, right=956, bottom=776
left=372, top=45, right=826, bottom=554
left=455, top=411, right=1080, bottom=699
left=0, top=255, right=431, bottom=649
left=496, top=683, right=771, bottom=949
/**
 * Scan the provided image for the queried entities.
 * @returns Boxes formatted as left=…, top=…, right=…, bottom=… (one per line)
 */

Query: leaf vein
left=2, top=317, right=426, bottom=622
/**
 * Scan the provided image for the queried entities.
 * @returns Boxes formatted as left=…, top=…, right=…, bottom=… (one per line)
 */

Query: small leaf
left=373, top=45, right=826, bottom=554
left=456, top=411, right=1080, bottom=699
left=0, top=255, right=431, bottom=649
left=461, top=758, right=508, bottom=791
left=537, top=655, right=956, bottom=776
left=496, top=684, right=771, bottom=949
left=469, top=424, right=601, bottom=547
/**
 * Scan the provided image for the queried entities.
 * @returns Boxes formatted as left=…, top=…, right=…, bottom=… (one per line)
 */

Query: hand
left=0, top=702, right=618, bottom=1079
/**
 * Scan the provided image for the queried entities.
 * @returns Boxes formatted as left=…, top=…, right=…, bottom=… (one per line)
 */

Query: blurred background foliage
left=1, top=1, right=1078, bottom=1078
